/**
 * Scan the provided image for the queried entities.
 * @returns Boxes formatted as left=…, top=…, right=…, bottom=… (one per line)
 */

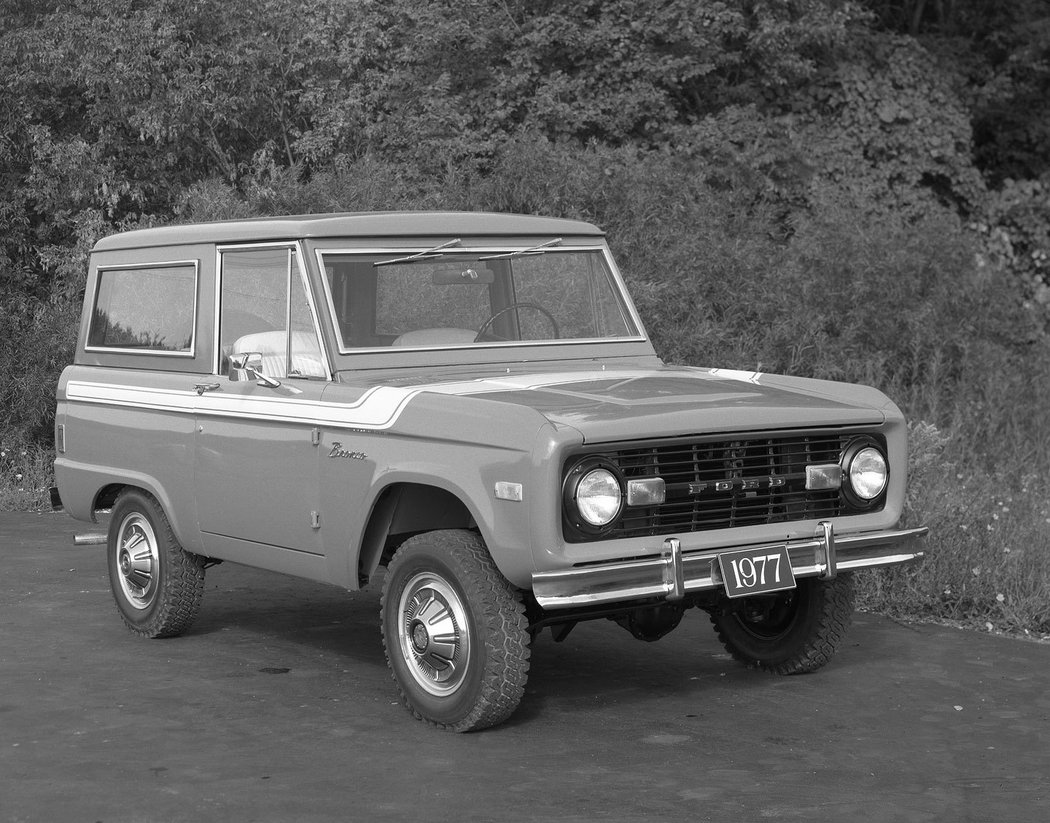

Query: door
left=193, top=244, right=331, bottom=579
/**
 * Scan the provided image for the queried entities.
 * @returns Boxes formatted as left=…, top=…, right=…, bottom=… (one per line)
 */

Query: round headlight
left=574, top=468, right=623, bottom=527
left=848, top=446, right=888, bottom=501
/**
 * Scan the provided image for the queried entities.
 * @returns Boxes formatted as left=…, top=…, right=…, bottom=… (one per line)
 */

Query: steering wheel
left=474, top=302, right=560, bottom=342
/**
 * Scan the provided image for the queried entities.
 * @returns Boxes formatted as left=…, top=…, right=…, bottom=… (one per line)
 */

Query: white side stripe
left=66, top=381, right=198, bottom=413
left=707, top=369, right=763, bottom=385
left=417, top=369, right=676, bottom=396
left=205, top=385, right=420, bottom=429
left=66, top=367, right=746, bottom=431
left=66, top=381, right=421, bottom=431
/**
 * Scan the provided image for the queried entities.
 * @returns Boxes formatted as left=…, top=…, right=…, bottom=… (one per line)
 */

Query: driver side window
left=218, top=247, right=326, bottom=379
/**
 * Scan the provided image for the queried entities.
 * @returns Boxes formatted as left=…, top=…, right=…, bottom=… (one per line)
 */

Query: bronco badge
left=328, top=442, right=367, bottom=460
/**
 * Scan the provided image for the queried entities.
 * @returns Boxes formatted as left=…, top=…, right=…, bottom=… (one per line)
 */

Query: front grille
left=565, top=430, right=883, bottom=542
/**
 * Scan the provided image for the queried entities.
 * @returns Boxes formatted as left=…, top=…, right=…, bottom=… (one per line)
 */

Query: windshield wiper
left=374, top=238, right=462, bottom=267
left=478, top=238, right=562, bottom=261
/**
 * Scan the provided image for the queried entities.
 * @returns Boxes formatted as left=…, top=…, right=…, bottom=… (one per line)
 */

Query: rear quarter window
left=87, top=263, right=198, bottom=354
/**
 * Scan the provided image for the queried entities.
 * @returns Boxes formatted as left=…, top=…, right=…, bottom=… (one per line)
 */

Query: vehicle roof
left=92, top=211, right=605, bottom=252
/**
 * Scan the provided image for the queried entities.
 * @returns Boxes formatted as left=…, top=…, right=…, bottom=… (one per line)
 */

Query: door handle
left=194, top=382, right=221, bottom=395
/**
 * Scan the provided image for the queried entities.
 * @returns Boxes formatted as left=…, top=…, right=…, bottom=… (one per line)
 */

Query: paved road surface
left=1, top=512, right=1048, bottom=823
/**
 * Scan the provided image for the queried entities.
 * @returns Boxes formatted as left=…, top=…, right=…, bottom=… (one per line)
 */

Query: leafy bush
left=793, top=33, right=987, bottom=219
left=0, top=296, right=80, bottom=445
left=976, top=177, right=1050, bottom=312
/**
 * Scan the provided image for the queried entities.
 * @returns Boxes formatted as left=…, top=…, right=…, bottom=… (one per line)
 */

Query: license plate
left=717, top=545, right=796, bottom=599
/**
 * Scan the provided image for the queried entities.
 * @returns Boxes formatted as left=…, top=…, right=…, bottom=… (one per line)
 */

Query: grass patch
left=0, top=442, right=55, bottom=512
left=856, top=421, right=1050, bottom=640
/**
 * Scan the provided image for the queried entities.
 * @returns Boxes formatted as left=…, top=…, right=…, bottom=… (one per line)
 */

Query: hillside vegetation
left=2, top=0, right=1048, bottom=635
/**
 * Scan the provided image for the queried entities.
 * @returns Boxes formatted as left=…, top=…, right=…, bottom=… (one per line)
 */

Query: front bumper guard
left=532, top=523, right=928, bottom=610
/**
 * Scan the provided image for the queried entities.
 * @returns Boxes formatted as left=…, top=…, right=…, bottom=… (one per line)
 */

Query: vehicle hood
left=373, top=364, right=893, bottom=443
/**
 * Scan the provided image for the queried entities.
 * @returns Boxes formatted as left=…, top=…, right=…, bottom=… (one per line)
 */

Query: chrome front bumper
left=532, top=523, right=928, bottom=610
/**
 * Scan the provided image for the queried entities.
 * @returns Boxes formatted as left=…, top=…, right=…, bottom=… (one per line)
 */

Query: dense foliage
left=1, top=0, right=1048, bottom=633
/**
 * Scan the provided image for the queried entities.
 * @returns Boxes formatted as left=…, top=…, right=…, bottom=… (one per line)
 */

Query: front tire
left=107, top=489, right=206, bottom=638
left=711, top=575, right=855, bottom=675
left=381, top=530, right=530, bottom=732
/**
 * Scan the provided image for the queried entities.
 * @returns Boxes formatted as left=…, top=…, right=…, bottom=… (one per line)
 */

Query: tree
left=0, top=0, right=351, bottom=297
left=862, top=0, right=1050, bottom=183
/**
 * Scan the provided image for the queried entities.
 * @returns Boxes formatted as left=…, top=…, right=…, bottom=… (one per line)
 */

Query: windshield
left=319, top=247, right=639, bottom=351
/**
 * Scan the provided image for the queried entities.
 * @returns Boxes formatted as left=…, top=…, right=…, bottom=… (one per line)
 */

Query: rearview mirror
left=431, top=263, right=494, bottom=285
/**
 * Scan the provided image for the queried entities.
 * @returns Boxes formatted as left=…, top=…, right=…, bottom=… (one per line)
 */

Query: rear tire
left=107, top=489, right=206, bottom=638
left=711, top=575, right=855, bottom=674
left=381, top=530, right=530, bottom=732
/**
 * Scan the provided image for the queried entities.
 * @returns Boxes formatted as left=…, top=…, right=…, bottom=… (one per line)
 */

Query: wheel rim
left=397, top=572, right=471, bottom=697
left=732, top=591, right=801, bottom=640
left=114, top=513, right=160, bottom=611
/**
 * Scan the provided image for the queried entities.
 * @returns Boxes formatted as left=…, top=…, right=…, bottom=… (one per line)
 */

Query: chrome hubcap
left=397, top=572, right=470, bottom=696
left=114, top=513, right=160, bottom=611
left=411, top=621, right=430, bottom=652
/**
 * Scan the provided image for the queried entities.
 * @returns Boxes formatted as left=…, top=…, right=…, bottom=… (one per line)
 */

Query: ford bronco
left=53, top=212, right=927, bottom=731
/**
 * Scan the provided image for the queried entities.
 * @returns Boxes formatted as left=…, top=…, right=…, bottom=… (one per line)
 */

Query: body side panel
left=55, top=366, right=204, bottom=553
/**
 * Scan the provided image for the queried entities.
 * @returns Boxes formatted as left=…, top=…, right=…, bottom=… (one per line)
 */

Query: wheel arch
left=89, top=477, right=202, bottom=554
left=94, top=482, right=127, bottom=512
left=357, top=481, right=479, bottom=586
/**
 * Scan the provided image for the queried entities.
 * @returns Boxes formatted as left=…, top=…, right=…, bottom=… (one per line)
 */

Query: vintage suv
left=54, top=212, right=927, bottom=731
